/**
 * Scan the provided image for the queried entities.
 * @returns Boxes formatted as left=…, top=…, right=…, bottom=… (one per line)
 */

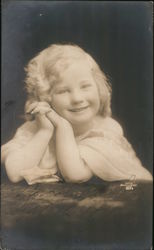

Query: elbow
left=5, top=164, right=22, bottom=183
left=6, top=165, right=22, bottom=183
left=58, top=161, right=93, bottom=183
left=65, top=177, right=89, bottom=183
left=5, top=157, right=23, bottom=183
left=7, top=174, right=22, bottom=183
left=64, top=172, right=93, bottom=184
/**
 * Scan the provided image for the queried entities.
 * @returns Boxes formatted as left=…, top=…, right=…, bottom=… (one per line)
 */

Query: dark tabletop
left=0, top=175, right=153, bottom=250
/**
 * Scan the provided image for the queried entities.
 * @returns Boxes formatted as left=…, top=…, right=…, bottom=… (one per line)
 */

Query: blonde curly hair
left=24, top=44, right=112, bottom=119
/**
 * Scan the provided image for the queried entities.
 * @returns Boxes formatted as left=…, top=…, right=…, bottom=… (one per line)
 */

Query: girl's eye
left=81, top=84, right=92, bottom=89
left=56, top=89, right=69, bottom=94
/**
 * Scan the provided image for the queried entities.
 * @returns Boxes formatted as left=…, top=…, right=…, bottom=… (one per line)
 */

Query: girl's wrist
left=46, top=110, right=71, bottom=129
left=56, top=117, right=71, bottom=128
left=38, top=127, right=54, bottom=137
left=56, top=119, right=73, bottom=133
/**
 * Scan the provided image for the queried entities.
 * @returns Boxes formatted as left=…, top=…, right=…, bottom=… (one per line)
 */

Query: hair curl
left=24, top=44, right=112, bottom=120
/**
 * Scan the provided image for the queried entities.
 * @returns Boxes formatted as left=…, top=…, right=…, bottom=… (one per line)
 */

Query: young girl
left=1, top=44, right=152, bottom=185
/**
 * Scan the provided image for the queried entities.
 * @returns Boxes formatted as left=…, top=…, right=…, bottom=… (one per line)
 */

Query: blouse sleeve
left=1, top=121, right=61, bottom=185
left=78, top=119, right=152, bottom=181
left=1, top=121, right=37, bottom=163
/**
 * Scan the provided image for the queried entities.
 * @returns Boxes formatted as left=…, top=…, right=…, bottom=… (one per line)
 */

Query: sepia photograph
left=1, top=1, right=153, bottom=250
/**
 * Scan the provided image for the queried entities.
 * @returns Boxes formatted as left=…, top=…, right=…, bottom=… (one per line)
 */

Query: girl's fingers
left=26, top=102, right=38, bottom=113
left=38, top=101, right=51, bottom=107
left=36, top=102, right=51, bottom=110
left=26, top=101, right=51, bottom=114
left=46, top=109, right=62, bottom=126
left=31, top=106, right=52, bottom=115
left=30, top=108, right=39, bottom=114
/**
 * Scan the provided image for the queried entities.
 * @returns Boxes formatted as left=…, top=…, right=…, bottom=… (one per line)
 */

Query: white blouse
left=1, top=117, right=152, bottom=184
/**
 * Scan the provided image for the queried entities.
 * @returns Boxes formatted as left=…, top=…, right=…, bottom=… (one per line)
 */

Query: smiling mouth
left=69, top=106, right=89, bottom=112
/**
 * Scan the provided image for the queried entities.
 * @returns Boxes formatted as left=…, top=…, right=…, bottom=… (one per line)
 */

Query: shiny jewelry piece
left=120, top=175, right=137, bottom=190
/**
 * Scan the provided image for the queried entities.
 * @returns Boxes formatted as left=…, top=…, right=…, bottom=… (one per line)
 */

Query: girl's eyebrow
left=53, top=79, right=93, bottom=90
left=80, top=79, right=93, bottom=84
left=80, top=79, right=91, bottom=84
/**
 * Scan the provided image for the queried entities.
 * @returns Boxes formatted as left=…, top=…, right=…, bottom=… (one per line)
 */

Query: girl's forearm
left=55, top=122, right=92, bottom=182
left=5, top=129, right=53, bottom=182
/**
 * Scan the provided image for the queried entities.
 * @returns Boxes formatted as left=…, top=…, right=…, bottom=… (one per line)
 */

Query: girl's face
left=51, top=60, right=100, bottom=128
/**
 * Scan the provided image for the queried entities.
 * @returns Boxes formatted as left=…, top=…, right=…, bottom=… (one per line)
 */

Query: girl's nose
left=70, top=90, right=84, bottom=104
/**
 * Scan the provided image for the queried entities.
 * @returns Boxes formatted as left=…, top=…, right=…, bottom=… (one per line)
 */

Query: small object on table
left=120, top=175, right=137, bottom=190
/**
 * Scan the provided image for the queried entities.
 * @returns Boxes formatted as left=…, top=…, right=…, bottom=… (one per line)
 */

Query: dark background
left=1, top=1, right=153, bottom=173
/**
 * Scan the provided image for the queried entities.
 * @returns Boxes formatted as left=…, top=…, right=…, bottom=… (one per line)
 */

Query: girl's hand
left=26, top=101, right=51, bottom=115
left=35, top=113, right=54, bottom=133
left=46, top=108, right=71, bottom=129
left=26, top=102, right=54, bottom=132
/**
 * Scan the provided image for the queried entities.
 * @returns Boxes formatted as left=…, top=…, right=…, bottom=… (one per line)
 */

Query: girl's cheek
left=50, top=97, right=59, bottom=110
left=87, top=90, right=99, bottom=100
left=51, top=96, right=67, bottom=111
